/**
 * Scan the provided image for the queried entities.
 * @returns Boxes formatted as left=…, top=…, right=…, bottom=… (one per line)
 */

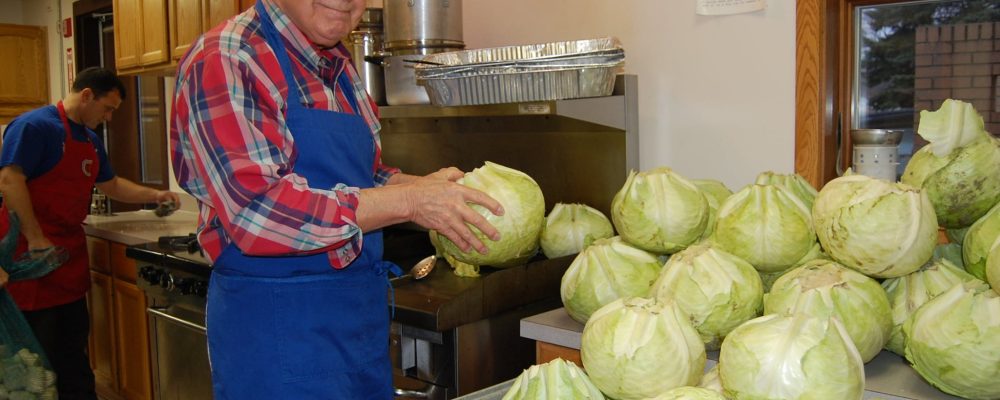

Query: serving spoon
left=390, top=255, right=436, bottom=286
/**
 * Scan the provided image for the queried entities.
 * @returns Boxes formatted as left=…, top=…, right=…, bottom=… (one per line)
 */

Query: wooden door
left=0, top=24, right=48, bottom=125
left=113, top=279, right=152, bottom=400
left=204, top=0, right=241, bottom=31
left=138, top=0, right=169, bottom=65
left=240, top=0, right=255, bottom=12
left=89, top=271, right=119, bottom=397
left=112, top=0, right=140, bottom=69
left=169, top=0, right=203, bottom=61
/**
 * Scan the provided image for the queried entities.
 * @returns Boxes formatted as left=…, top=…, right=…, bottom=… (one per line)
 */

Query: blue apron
left=205, top=3, right=396, bottom=398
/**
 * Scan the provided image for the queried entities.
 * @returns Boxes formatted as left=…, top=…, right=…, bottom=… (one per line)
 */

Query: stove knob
left=192, top=281, right=208, bottom=297
left=159, top=273, right=174, bottom=290
left=174, top=278, right=194, bottom=295
left=139, top=266, right=163, bottom=285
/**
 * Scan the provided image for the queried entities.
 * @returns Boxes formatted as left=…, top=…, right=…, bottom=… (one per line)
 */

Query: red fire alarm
left=62, top=17, right=72, bottom=38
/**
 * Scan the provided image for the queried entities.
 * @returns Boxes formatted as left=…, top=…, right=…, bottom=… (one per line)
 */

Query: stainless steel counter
left=519, top=308, right=962, bottom=400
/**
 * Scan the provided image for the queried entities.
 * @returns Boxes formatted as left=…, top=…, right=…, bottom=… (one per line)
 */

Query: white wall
left=463, top=1, right=796, bottom=189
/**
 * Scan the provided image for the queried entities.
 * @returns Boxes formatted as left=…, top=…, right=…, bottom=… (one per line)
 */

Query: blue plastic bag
left=0, top=212, right=60, bottom=398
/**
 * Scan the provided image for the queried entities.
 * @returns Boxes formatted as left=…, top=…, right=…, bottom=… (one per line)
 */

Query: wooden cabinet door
left=86, top=236, right=111, bottom=274
left=89, top=271, right=119, bottom=397
left=113, top=279, right=152, bottom=400
left=112, top=0, right=140, bottom=69
left=0, top=24, right=48, bottom=125
left=138, top=0, right=169, bottom=65
left=169, top=0, right=204, bottom=61
left=204, top=0, right=241, bottom=31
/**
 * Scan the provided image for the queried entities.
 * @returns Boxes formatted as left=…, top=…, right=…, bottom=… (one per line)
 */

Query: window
left=794, top=0, right=1000, bottom=187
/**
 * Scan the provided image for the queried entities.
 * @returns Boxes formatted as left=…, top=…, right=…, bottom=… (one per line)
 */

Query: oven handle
left=147, top=306, right=207, bottom=333
left=393, top=388, right=429, bottom=398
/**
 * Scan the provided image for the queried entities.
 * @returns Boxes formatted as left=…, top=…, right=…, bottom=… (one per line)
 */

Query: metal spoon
left=390, top=255, right=436, bottom=286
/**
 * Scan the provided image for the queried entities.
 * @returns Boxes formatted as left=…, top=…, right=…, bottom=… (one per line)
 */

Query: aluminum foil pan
left=418, top=61, right=623, bottom=106
left=415, top=37, right=622, bottom=67
left=413, top=37, right=625, bottom=106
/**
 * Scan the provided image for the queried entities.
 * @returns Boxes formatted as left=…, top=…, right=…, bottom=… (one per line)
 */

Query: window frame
left=795, top=0, right=914, bottom=187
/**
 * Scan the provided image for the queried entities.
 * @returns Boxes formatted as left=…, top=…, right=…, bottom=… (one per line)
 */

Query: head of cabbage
left=581, top=297, right=706, bottom=400
left=764, top=259, right=892, bottom=362
left=650, top=242, right=763, bottom=350
left=561, top=237, right=663, bottom=324
left=963, top=202, right=1000, bottom=280
left=754, top=171, right=818, bottom=210
left=903, top=283, right=1000, bottom=400
left=881, top=258, right=985, bottom=355
left=436, top=162, right=545, bottom=268
left=611, top=168, right=710, bottom=254
left=540, top=203, right=614, bottom=259
left=691, top=179, right=732, bottom=240
left=501, top=358, right=605, bottom=400
left=901, top=99, right=1000, bottom=228
left=812, top=174, right=938, bottom=278
left=646, top=386, right=726, bottom=400
left=711, top=184, right=817, bottom=272
left=718, top=313, right=865, bottom=400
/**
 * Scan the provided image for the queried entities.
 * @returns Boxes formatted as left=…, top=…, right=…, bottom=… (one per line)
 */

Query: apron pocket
left=272, top=273, right=388, bottom=383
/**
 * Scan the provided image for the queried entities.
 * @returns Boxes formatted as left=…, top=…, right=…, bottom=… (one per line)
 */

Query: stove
left=127, top=235, right=212, bottom=400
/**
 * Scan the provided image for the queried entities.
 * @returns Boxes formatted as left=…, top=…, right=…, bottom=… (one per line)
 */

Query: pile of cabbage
left=445, top=100, right=1000, bottom=399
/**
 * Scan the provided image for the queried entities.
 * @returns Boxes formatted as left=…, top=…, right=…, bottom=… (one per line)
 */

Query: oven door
left=146, top=302, right=213, bottom=400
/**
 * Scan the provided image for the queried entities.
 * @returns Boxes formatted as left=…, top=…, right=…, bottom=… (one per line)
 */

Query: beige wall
left=463, top=1, right=796, bottom=190
left=0, top=0, right=24, bottom=24
left=173, top=1, right=797, bottom=192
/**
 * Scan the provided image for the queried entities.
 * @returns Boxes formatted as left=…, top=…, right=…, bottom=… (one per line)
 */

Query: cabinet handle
left=147, top=306, right=207, bottom=333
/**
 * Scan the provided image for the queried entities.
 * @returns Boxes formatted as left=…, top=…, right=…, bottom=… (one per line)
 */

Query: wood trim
left=795, top=0, right=826, bottom=188
left=796, top=0, right=924, bottom=188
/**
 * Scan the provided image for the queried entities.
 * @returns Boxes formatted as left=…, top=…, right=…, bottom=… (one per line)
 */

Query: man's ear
left=80, top=87, right=94, bottom=103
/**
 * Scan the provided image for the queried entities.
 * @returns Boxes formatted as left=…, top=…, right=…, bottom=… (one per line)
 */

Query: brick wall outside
left=915, top=22, right=1000, bottom=136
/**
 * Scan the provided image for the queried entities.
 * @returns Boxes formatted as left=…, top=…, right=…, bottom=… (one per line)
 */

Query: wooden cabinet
left=112, top=0, right=140, bottom=69
left=86, top=237, right=152, bottom=400
left=0, top=24, right=49, bottom=125
left=88, top=270, right=118, bottom=396
left=120, top=0, right=253, bottom=73
left=169, top=0, right=204, bottom=61
left=204, top=0, right=241, bottom=31
left=139, top=0, right=170, bottom=66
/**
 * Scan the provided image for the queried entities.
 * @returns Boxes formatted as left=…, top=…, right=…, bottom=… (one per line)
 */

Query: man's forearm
left=96, top=176, right=159, bottom=204
left=0, top=168, right=47, bottom=245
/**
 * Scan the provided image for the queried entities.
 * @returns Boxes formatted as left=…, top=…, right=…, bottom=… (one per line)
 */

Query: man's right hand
left=405, top=174, right=504, bottom=256
left=27, top=236, right=55, bottom=251
left=0, top=266, right=8, bottom=287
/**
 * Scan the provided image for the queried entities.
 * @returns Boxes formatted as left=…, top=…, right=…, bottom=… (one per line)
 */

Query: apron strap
left=373, top=261, right=403, bottom=318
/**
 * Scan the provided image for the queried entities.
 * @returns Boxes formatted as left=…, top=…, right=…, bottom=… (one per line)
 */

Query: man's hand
left=404, top=175, right=504, bottom=255
left=27, top=236, right=54, bottom=251
left=0, top=266, right=8, bottom=288
left=155, top=190, right=181, bottom=207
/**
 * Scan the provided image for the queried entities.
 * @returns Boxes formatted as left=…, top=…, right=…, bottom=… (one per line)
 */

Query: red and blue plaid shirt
left=170, top=0, right=399, bottom=268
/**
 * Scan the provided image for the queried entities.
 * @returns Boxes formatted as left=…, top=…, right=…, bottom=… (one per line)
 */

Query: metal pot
left=377, top=46, right=461, bottom=105
left=348, top=29, right=386, bottom=105
left=383, top=0, right=463, bottom=51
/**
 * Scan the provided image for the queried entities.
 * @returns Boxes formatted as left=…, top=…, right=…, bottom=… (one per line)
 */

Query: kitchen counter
left=519, top=308, right=963, bottom=400
left=83, top=210, right=198, bottom=246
